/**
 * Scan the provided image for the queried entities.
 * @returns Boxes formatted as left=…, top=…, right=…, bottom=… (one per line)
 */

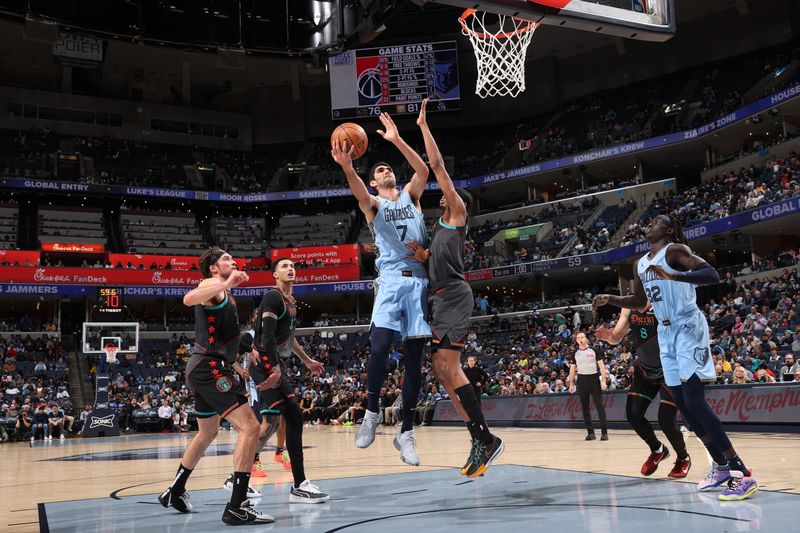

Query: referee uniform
left=568, top=346, right=608, bottom=439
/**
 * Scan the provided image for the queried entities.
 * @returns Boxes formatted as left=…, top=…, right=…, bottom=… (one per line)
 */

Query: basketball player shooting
left=405, top=98, right=504, bottom=478
left=592, top=214, right=758, bottom=501
left=331, top=109, right=431, bottom=466
left=158, top=246, right=274, bottom=525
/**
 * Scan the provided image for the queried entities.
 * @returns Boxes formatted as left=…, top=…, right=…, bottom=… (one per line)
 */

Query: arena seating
left=122, top=209, right=206, bottom=255
left=0, top=203, right=18, bottom=250
left=268, top=212, right=353, bottom=248
left=212, top=216, right=266, bottom=258
left=38, top=207, right=107, bottom=245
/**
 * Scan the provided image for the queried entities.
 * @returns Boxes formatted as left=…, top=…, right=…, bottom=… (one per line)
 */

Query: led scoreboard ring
left=97, top=287, right=125, bottom=320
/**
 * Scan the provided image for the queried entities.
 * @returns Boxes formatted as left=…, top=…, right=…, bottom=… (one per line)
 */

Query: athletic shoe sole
left=289, top=493, right=330, bottom=504
left=719, top=484, right=759, bottom=501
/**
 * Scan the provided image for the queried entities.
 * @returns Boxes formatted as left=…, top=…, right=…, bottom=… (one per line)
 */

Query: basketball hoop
left=104, top=344, right=119, bottom=365
left=459, top=9, right=539, bottom=98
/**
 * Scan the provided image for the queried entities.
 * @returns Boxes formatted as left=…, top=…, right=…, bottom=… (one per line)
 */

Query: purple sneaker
left=719, top=471, right=758, bottom=501
left=697, top=463, right=731, bottom=491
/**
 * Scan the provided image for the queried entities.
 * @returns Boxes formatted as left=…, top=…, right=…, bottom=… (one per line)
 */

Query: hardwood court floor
left=2, top=426, right=797, bottom=532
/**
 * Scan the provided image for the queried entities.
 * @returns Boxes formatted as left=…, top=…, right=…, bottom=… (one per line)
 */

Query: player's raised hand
left=646, top=265, right=676, bottom=281
left=591, top=294, right=610, bottom=315
left=595, top=327, right=613, bottom=342
left=226, top=270, right=249, bottom=288
left=376, top=112, right=400, bottom=144
left=331, top=140, right=355, bottom=169
left=416, top=98, right=429, bottom=127
left=305, top=359, right=325, bottom=376
left=405, top=240, right=429, bottom=263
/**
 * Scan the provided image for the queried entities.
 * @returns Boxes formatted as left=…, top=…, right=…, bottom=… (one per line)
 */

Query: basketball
left=331, top=122, right=368, bottom=159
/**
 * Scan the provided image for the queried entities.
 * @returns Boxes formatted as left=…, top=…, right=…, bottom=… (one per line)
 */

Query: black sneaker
left=159, top=487, right=193, bottom=513
left=460, top=439, right=478, bottom=476
left=464, top=435, right=505, bottom=479
left=586, top=432, right=596, bottom=441
left=600, top=431, right=609, bottom=441
left=222, top=499, right=275, bottom=525
left=289, top=480, right=330, bottom=503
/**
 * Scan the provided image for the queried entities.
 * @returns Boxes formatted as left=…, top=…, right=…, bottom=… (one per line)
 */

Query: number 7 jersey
left=370, top=189, right=428, bottom=277
left=636, top=243, right=700, bottom=323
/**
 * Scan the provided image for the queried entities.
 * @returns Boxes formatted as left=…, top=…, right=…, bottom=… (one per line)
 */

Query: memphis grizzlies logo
left=693, top=347, right=710, bottom=366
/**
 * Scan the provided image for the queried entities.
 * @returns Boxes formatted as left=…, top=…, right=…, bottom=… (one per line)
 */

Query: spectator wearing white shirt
left=158, top=400, right=173, bottom=433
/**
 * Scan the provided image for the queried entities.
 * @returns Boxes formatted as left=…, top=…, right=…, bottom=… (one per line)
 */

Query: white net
left=104, top=345, right=119, bottom=364
left=459, top=10, right=538, bottom=98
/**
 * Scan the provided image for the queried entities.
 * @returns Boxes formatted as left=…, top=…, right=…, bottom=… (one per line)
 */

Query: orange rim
left=459, top=8, right=538, bottom=40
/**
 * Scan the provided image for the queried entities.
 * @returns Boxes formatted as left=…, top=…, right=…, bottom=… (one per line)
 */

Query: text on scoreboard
left=329, top=41, right=460, bottom=120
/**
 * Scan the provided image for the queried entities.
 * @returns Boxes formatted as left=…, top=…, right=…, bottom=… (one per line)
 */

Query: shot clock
left=97, top=287, right=125, bottom=320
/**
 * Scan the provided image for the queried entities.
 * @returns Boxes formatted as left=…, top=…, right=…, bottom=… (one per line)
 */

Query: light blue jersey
left=371, top=190, right=427, bottom=278
left=636, top=243, right=699, bottom=322
left=636, top=243, right=714, bottom=386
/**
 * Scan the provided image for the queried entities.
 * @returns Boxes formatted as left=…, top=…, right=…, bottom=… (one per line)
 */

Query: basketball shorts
left=371, top=272, right=431, bottom=340
left=258, top=376, right=297, bottom=416
left=186, top=355, right=249, bottom=419
left=429, top=281, right=473, bottom=352
left=628, top=365, right=675, bottom=405
left=656, top=310, right=716, bottom=387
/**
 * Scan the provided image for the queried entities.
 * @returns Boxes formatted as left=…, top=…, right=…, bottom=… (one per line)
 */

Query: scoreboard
left=329, top=41, right=460, bottom=120
left=97, top=287, right=125, bottom=320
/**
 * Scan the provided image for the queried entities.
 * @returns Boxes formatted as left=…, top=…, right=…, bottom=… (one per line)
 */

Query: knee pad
left=283, top=402, right=303, bottom=430
left=625, top=395, right=650, bottom=423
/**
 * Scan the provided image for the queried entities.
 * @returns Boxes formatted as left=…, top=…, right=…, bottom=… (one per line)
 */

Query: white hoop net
left=104, top=345, right=119, bottom=365
left=460, top=10, right=538, bottom=98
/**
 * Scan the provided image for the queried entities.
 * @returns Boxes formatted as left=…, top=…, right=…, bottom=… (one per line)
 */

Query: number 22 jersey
left=636, top=243, right=700, bottom=323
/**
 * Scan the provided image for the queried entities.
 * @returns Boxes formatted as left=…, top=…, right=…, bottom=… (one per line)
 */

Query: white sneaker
left=59, top=434, right=65, bottom=440
left=355, top=410, right=381, bottom=448
left=46, top=435, right=53, bottom=441
left=290, top=479, right=330, bottom=503
left=223, top=474, right=262, bottom=499
left=393, top=430, right=420, bottom=466
left=31, top=436, right=35, bottom=442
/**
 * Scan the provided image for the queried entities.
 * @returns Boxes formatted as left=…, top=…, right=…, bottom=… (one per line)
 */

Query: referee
left=567, top=331, right=609, bottom=441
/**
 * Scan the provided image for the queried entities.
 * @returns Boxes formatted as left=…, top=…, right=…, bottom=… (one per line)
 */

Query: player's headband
left=654, top=214, right=673, bottom=226
left=209, top=249, right=227, bottom=266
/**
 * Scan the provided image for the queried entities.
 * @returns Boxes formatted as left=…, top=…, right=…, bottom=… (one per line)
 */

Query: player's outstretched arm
left=650, top=243, right=720, bottom=285
left=593, top=275, right=648, bottom=312
left=331, top=141, right=376, bottom=218
left=416, top=98, right=466, bottom=226
left=376, top=112, right=429, bottom=203
left=183, top=271, right=248, bottom=307
left=596, top=308, right=631, bottom=346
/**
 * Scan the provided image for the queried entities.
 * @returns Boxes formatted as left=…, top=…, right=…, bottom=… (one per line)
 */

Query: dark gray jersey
left=429, top=216, right=466, bottom=290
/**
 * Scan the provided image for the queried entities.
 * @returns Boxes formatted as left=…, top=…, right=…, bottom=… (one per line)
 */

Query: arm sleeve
left=594, top=348, right=604, bottom=362
left=674, top=261, right=720, bottom=285
left=238, top=331, right=254, bottom=354
left=258, top=291, right=284, bottom=368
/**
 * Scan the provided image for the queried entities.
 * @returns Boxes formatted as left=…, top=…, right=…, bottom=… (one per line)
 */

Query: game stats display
left=329, top=41, right=460, bottom=120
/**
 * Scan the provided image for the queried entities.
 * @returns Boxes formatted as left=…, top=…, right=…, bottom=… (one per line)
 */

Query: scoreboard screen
left=97, top=287, right=125, bottom=320
left=329, top=41, right=460, bottom=120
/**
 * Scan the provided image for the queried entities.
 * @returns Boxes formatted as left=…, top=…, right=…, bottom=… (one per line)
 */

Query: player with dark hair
left=249, top=257, right=329, bottom=502
left=593, top=214, right=758, bottom=501
left=567, top=331, right=608, bottom=440
left=406, top=99, right=503, bottom=477
left=159, top=246, right=274, bottom=525
left=596, top=302, right=691, bottom=478
left=331, top=107, right=431, bottom=465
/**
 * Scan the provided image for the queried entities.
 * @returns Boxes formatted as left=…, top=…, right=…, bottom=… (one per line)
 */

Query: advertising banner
left=0, top=265, right=359, bottom=287
left=433, top=384, right=800, bottom=425
left=270, top=244, right=360, bottom=266
left=0, top=250, right=40, bottom=265
left=42, top=242, right=105, bottom=253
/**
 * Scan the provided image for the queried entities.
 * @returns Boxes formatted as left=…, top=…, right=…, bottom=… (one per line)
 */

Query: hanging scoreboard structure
left=329, top=41, right=460, bottom=120
left=96, top=286, right=125, bottom=321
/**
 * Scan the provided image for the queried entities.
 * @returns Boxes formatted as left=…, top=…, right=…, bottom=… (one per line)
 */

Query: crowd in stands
left=0, top=334, right=71, bottom=442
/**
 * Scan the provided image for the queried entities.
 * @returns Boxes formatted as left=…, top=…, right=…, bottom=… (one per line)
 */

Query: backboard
left=82, top=322, right=139, bottom=354
left=432, top=0, right=676, bottom=41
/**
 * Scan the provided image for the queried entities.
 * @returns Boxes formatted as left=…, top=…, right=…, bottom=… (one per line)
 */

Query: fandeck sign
left=42, top=242, right=105, bottom=253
